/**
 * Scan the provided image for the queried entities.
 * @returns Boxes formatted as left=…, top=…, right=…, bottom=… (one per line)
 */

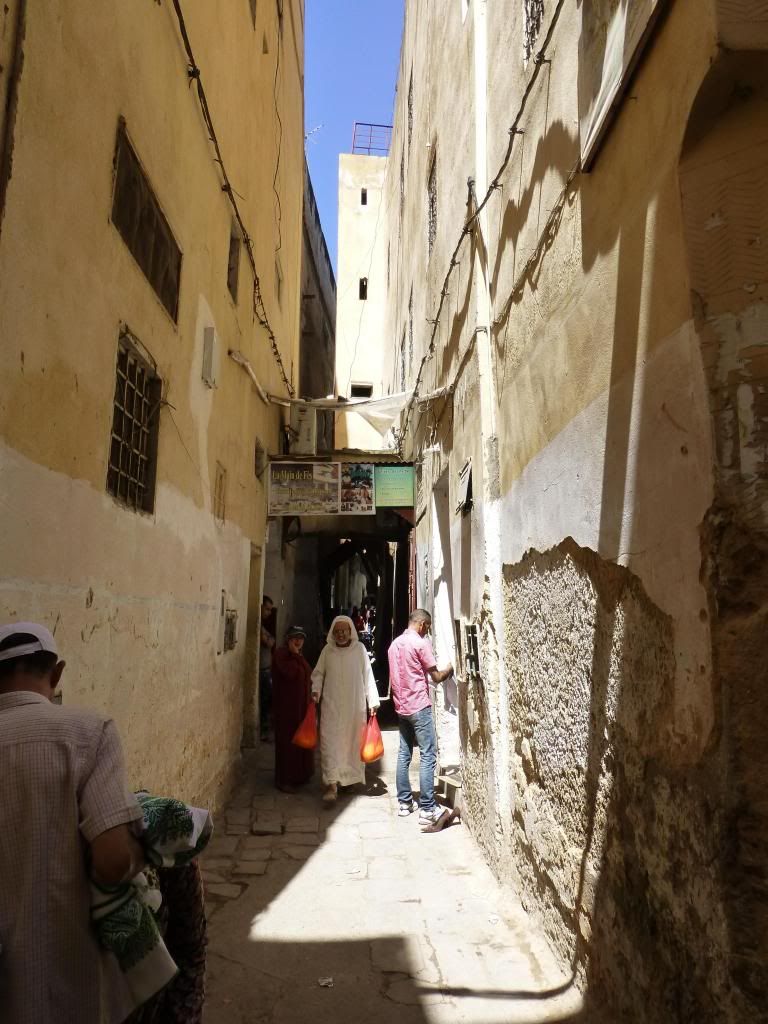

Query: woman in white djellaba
left=311, top=614, right=380, bottom=803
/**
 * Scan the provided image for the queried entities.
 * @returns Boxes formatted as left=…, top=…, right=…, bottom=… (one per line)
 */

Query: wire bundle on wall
left=169, top=0, right=294, bottom=396
left=399, top=0, right=572, bottom=449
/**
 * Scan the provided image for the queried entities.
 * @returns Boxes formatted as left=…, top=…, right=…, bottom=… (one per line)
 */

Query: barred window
left=227, top=223, right=241, bottom=302
left=107, top=334, right=162, bottom=513
left=524, top=0, right=545, bottom=62
left=427, top=155, right=438, bottom=258
left=111, top=122, right=181, bottom=321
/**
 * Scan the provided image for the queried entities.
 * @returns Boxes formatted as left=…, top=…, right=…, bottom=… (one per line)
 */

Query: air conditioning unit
left=290, top=404, right=317, bottom=455
left=202, top=326, right=219, bottom=388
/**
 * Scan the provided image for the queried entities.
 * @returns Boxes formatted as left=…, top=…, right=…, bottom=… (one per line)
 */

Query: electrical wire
left=169, top=0, right=294, bottom=396
left=399, top=0, right=570, bottom=451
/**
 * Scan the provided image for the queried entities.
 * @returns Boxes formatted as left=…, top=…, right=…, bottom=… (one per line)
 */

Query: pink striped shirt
left=387, top=627, right=437, bottom=716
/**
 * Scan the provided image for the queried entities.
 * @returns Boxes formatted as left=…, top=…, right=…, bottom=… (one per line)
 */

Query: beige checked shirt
left=0, top=691, right=143, bottom=1024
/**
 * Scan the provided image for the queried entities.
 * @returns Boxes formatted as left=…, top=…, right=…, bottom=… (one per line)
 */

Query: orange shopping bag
left=292, top=702, right=318, bottom=749
left=360, top=712, right=384, bottom=764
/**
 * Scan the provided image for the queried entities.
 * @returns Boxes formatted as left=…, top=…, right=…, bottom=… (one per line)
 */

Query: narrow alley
left=202, top=729, right=582, bottom=1024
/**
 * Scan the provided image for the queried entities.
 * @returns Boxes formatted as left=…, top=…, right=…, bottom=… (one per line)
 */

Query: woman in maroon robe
left=272, top=626, right=315, bottom=791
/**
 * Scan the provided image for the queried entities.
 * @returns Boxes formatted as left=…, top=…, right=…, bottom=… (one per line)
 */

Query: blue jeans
left=396, top=706, right=437, bottom=810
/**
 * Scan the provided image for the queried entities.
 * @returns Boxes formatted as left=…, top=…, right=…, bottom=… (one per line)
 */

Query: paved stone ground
left=203, top=729, right=584, bottom=1023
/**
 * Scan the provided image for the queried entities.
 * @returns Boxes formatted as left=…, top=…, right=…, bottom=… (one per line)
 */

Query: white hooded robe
left=311, top=615, right=380, bottom=786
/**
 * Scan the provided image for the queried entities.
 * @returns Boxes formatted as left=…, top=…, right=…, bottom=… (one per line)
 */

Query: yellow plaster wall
left=0, top=0, right=305, bottom=806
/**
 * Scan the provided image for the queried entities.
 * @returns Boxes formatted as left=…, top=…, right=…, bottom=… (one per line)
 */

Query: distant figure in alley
left=388, top=609, right=454, bottom=829
left=271, top=625, right=314, bottom=793
left=311, top=615, right=380, bottom=804
left=0, top=622, right=144, bottom=1024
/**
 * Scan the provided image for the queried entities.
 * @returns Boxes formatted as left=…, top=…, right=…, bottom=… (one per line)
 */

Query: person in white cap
left=0, top=622, right=145, bottom=1024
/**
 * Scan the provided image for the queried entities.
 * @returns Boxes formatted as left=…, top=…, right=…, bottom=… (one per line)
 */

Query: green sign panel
left=374, top=465, right=414, bottom=508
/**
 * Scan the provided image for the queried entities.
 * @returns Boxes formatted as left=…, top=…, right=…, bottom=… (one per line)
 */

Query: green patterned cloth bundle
left=91, top=794, right=213, bottom=1010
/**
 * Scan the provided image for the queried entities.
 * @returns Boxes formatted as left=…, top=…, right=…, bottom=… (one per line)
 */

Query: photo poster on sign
left=268, top=462, right=341, bottom=516
left=340, top=463, right=376, bottom=515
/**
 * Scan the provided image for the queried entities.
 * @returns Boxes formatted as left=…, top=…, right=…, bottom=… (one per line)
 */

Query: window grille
left=111, top=122, right=181, bottom=321
left=464, top=623, right=480, bottom=675
left=523, top=0, right=545, bottom=62
left=427, top=155, right=438, bottom=258
left=359, top=277, right=368, bottom=301
left=107, top=335, right=161, bottom=513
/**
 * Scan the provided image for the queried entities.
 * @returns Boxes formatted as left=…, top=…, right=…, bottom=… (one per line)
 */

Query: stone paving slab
left=203, top=734, right=585, bottom=1023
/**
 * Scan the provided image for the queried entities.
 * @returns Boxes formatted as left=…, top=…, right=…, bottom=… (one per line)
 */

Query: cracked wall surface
left=500, top=540, right=739, bottom=1021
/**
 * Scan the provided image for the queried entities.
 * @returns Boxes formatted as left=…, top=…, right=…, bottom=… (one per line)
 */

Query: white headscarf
left=326, top=615, right=359, bottom=648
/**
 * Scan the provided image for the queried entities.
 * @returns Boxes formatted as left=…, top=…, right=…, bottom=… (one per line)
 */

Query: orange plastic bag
left=292, top=703, right=318, bottom=749
left=360, top=713, right=384, bottom=763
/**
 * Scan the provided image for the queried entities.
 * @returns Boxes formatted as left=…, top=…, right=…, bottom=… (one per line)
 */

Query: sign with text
left=374, top=465, right=414, bottom=508
left=268, top=462, right=340, bottom=516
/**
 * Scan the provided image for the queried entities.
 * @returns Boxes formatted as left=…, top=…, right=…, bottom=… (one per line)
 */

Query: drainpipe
left=471, top=0, right=511, bottom=821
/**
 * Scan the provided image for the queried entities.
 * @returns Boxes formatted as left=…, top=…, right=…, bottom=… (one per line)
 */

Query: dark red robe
left=272, top=645, right=315, bottom=788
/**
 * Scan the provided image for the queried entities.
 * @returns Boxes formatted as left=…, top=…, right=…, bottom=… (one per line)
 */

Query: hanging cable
left=399, top=0, right=571, bottom=450
left=169, top=0, right=294, bottom=396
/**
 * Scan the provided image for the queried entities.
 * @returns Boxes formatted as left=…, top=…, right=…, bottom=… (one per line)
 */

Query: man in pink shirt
left=387, top=609, right=453, bottom=828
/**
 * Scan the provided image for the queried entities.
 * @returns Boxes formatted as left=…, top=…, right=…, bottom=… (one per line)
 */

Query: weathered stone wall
left=501, top=540, right=738, bottom=1021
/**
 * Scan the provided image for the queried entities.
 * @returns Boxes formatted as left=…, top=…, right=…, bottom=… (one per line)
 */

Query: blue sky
left=305, top=0, right=405, bottom=272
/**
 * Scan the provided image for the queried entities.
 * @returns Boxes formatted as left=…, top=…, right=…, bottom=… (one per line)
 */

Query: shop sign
left=374, top=465, right=414, bottom=508
left=268, top=462, right=340, bottom=516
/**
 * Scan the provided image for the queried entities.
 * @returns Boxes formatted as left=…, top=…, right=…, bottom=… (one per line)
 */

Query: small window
left=227, top=223, right=241, bottom=301
left=457, top=459, right=472, bottom=514
left=213, top=461, right=227, bottom=523
left=464, top=623, right=480, bottom=675
left=350, top=383, right=373, bottom=398
left=275, top=258, right=283, bottom=306
left=359, top=277, right=368, bottom=301
left=224, top=608, right=239, bottom=652
left=262, top=32, right=269, bottom=54
left=107, top=333, right=162, bottom=513
left=254, top=438, right=267, bottom=478
left=111, top=121, right=181, bottom=321
left=361, top=188, right=368, bottom=206
left=249, top=0, right=257, bottom=25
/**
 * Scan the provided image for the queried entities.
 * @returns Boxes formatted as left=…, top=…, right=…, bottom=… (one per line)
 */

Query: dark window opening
left=227, top=226, right=241, bottom=301
left=107, top=333, right=162, bottom=513
left=111, top=121, right=181, bottom=321
left=361, top=188, right=368, bottom=206
left=464, top=623, right=480, bottom=675
left=359, top=277, right=368, bottom=300
left=351, top=383, right=373, bottom=398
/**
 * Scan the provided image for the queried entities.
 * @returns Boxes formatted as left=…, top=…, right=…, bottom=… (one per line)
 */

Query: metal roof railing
left=351, top=122, right=393, bottom=156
